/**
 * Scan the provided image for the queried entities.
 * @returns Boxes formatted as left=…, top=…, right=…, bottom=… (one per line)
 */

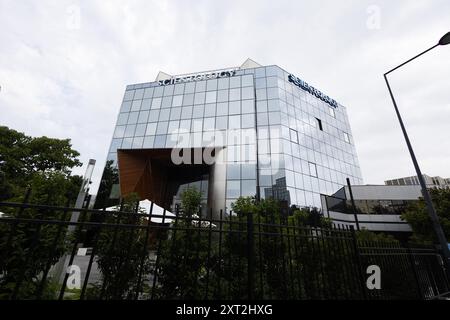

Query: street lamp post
left=384, top=32, right=450, bottom=267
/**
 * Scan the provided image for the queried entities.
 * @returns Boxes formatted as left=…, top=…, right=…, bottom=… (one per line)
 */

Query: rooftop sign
left=159, top=70, right=236, bottom=86
left=288, top=74, right=338, bottom=108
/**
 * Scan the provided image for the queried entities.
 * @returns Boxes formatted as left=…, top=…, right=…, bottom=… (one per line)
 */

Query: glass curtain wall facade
left=96, top=62, right=363, bottom=212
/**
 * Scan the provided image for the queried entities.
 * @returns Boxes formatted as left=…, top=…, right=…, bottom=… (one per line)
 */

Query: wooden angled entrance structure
left=117, top=148, right=211, bottom=210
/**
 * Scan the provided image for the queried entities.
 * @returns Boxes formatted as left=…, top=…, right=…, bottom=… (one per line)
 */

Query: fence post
left=247, top=212, right=255, bottom=300
left=349, top=226, right=367, bottom=300
left=2, top=188, right=32, bottom=266
left=406, top=244, right=424, bottom=299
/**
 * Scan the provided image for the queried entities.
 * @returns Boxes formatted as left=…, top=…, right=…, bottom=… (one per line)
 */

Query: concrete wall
left=344, top=185, right=422, bottom=200
left=327, top=210, right=412, bottom=232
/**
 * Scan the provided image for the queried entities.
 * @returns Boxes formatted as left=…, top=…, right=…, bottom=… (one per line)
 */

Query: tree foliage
left=180, top=186, right=202, bottom=216
left=155, top=187, right=209, bottom=299
left=0, top=126, right=82, bottom=299
left=154, top=196, right=376, bottom=299
left=356, top=228, right=396, bottom=243
left=85, top=193, right=153, bottom=300
left=0, top=126, right=82, bottom=203
left=401, top=188, right=450, bottom=244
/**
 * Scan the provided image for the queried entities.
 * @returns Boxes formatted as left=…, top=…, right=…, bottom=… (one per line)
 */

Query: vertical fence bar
left=298, top=224, right=311, bottom=299
left=290, top=218, right=303, bottom=299
left=192, top=209, right=203, bottom=298
left=318, top=225, right=331, bottom=299
left=179, top=208, right=193, bottom=299
left=435, top=250, right=450, bottom=295
left=406, top=244, right=424, bottom=299
left=307, top=226, right=321, bottom=299
left=11, top=202, right=48, bottom=299
left=2, top=188, right=32, bottom=270
left=382, top=241, right=394, bottom=300
left=344, top=226, right=358, bottom=299
left=99, top=199, right=125, bottom=299
left=387, top=240, right=400, bottom=300
left=426, top=253, right=440, bottom=298
left=204, top=208, right=213, bottom=300
left=326, top=226, right=336, bottom=299
left=426, top=252, right=441, bottom=298
left=264, top=211, right=272, bottom=299
left=134, top=201, right=154, bottom=300
left=150, top=208, right=166, bottom=300
left=338, top=225, right=352, bottom=298
left=422, top=253, right=435, bottom=298
left=58, top=199, right=91, bottom=300
left=79, top=206, right=108, bottom=300
left=256, top=212, right=264, bottom=299
left=246, top=211, right=254, bottom=300
left=216, top=209, right=223, bottom=299
left=435, top=249, right=450, bottom=295
left=35, top=199, right=71, bottom=299
left=284, top=216, right=295, bottom=299
left=120, top=203, right=141, bottom=300
left=277, top=214, right=289, bottom=299
left=422, top=251, right=437, bottom=298
left=237, top=211, right=244, bottom=298
left=321, top=225, right=335, bottom=299
left=388, top=241, right=409, bottom=300
left=346, top=225, right=369, bottom=299
left=366, top=240, right=380, bottom=300
left=349, top=226, right=367, bottom=300
left=335, top=225, right=351, bottom=299
left=271, top=213, right=288, bottom=299
left=227, top=211, right=232, bottom=299
left=166, top=204, right=180, bottom=299
left=314, top=226, right=327, bottom=299
left=364, top=240, right=378, bottom=300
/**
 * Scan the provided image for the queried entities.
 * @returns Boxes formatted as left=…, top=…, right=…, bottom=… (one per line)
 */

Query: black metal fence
left=0, top=200, right=448, bottom=300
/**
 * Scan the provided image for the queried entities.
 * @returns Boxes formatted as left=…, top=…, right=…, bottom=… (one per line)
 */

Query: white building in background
left=321, top=185, right=419, bottom=234
left=322, top=174, right=450, bottom=236
left=385, top=174, right=450, bottom=189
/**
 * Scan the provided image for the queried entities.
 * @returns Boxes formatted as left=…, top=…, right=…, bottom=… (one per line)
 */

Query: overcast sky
left=1, top=0, right=450, bottom=193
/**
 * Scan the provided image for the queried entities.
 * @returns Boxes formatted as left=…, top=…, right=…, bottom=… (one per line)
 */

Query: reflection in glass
left=241, top=180, right=257, bottom=197
left=226, top=180, right=240, bottom=198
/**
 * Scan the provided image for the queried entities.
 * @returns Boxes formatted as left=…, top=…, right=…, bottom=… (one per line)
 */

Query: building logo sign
left=159, top=70, right=236, bottom=86
left=288, top=74, right=338, bottom=108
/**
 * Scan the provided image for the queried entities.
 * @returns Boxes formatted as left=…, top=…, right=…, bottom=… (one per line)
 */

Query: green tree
left=0, top=126, right=82, bottom=299
left=356, top=228, right=396, bottom=242
left=401, top=188, right=450, bottom=244
left=86, top=193, right=153, bottom=300
left=155, top=195, right=361, bottom=299
left=180, top=186, right=203, bottom=217
left=154, top=186, right=211, bottom=299
left=0, top=126, right=31, bottom=199
left=0, top=126, right=82, bottom=203
left=143, top=194, right=416, bottom=300
left=289, top=207, right=333, bottom=228
left=229, top=197, right=286, bottom=299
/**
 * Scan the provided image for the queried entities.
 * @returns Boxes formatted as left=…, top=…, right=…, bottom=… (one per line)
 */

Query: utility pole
left=68, top=159, right=96, bottom=232
left=52, top=159, right=96, bottom=288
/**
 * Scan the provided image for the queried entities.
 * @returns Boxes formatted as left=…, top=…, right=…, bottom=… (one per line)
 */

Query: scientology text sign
left=159, top=70, right=236, bottom=86
left=288, top=74, right=338, bottom=108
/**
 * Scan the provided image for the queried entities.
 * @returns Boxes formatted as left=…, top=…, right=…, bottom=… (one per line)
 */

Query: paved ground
left=50, top=254, right=102, bottom=286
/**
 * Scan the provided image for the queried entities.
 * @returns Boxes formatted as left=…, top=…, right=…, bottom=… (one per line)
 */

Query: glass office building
left=95, top=59, right=363, bottom=214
